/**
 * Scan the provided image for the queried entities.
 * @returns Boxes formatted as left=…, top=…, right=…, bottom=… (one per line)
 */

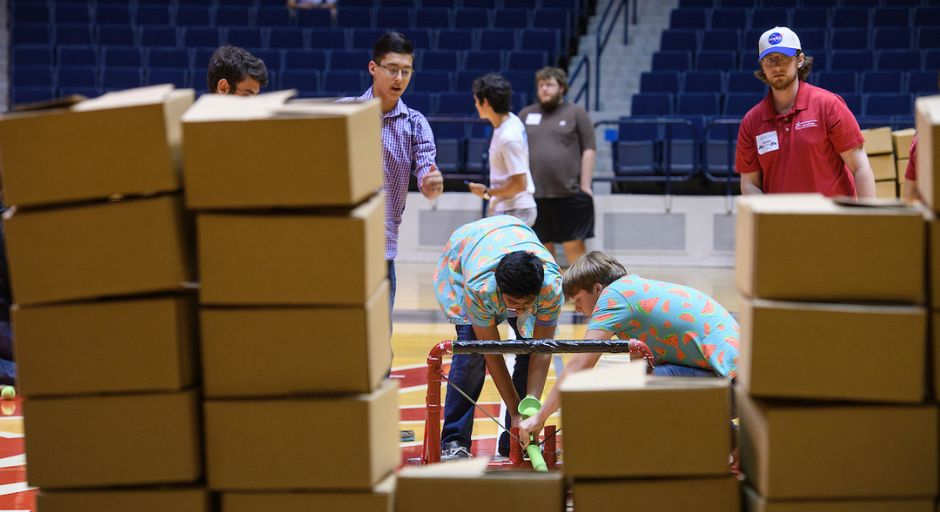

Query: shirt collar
left=358, top=87, right=408, bottom=119
left=761, top=81, right=810, bottom=121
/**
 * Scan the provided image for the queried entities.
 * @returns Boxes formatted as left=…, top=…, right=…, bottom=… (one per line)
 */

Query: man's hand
left=467, top=182, right=488, bottom=199
left=517, top=415, right=544, bottom=449
left=420, top=164, right=444, bottom=200
left=580, top=186, right=593, bottom=197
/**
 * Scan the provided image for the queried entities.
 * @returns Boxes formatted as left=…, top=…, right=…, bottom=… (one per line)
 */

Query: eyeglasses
left=233, top=87, right=259, bottom=97
left=761, top=55, right=795, bottom=68
left=377, top=64, right=414, bottom=80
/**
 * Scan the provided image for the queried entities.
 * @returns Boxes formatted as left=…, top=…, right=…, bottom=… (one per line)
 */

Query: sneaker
left=498, top=431, right=510, bottom=457
left=400, top=430, right=415, bottom=442
left=440, top=440, right=472, bottom=461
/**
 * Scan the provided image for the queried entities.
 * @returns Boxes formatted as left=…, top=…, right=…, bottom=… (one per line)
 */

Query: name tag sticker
left=756, top=130, right=779, bottom=155
left=525, top=113, right=542, bottom=125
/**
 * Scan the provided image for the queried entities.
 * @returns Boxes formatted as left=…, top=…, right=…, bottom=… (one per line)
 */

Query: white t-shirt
left=488, top=113, right=536, bottom=213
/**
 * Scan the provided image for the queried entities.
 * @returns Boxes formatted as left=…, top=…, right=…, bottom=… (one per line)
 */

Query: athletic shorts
left=532, top=191, right=595, bottom=243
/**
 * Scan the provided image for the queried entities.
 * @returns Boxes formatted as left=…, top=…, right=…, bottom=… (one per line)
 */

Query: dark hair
left=207, top=45, right=269, bottom=93
left=535, top=67, right=568, bottom=94
left=373, top=32, right=414, bottom=64
left=472, top=73, right=513, bottom=114
left=495, top=251, right=544, bottom=298
left=754, top=51, right=814, bottom=85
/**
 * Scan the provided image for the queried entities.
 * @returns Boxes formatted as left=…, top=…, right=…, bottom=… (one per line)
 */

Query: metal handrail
left=594, top=0, right=630, bottom=110
left=569, top=55, right=591, bottom=109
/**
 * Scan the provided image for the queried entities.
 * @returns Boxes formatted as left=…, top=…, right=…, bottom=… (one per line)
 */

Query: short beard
left=770, top=74, right=797, bottom=92
left=539, top=92, right=563, bottom=110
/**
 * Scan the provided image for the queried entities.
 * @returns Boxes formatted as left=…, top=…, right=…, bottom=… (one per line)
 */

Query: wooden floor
left=0, top=262, right=735, bottom=509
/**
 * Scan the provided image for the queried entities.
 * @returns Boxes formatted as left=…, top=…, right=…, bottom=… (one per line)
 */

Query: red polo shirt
left=905, top=137, right=917, bottom=181
left=735, top=82, right=865, bottom=197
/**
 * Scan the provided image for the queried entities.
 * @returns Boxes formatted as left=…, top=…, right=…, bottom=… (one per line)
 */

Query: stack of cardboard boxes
left=180, top=92, right=400, bottom=508
left=862, top=127, right=900, bottom=199
left=0, top=85, right=209, bottom=510
left=560, top=365, right=740, bottom=512
left=735, top=193, right=937, bottom=511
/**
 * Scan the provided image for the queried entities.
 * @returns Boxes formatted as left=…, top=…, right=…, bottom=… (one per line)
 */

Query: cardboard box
left=930, top=219, right=940, bottom=310
left=224, top=475, right=394, bottom=512
left=202, top=280, right=390, bottom=397
left=737, top=388, right=938, bottom=499
left=198, top=193, right=384, bottom=306
left=743, top=486, right=934, bottom=512
left=559, top=365, right=731, bottom=479
left=25, top=390, right=202, bottom=489
left=915, top=96, right=940, bottom=211
left=205, top=380, right=398, bottom=490
left=870, top=154, right=897, bottom=181
left=182, top=92, right=382, bottom=209
left=739, top=299, right=926, bottom=403
left=37, top=487, right=209, bottom=512
left=574, top=476, right=739, bottom=512
left=0, top=85, right=192, bottom=208
left=933, top=311, right=940, bottom=399
left=894, top=128, right=916, bottom=157
left=4, top=195, right=193, bottom=306
left=396, top=458, right=564, bottom=512
left=14, top=296, right=197, bottom=398
left=736, top=194, right=924, bottom=303
left=861, top=127, right=893, bottom=155
left=874, top=180, right=898, bottom=199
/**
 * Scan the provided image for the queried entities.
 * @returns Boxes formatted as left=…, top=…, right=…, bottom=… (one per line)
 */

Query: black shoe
left=400, top=429, right=415, bottom=442
left=498, top=431, right=510, bottom=457
left=440, top=440, right=471, bottom=461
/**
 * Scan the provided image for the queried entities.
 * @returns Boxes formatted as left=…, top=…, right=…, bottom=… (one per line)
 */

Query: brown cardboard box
left=0, top=85, right=192, bottom=208
left=224, top=475, right=394, bottom=512
left=743, top=486, right=934, bottom=512
left=861, top=127, right=893, bottom=155
left=14, top=296, right=197, bottom=398
left=559, top=365, right=731, bottom=479
left=915, top=96, right=940, bottom=211
left=736, top=194, right=924, bottom=303
left=37, top=487, right=209, bottom=512
left=396, top=458, right=564, bottom=512
left=198, top=193, right=384, bottom=306
left=182, top=92, right=382, bottom=209
left=739, top=299, right=926, bottom=403
left=202, top=280, right=390, bottom=397
left=894, top=128, right=916, bottom=157
left=874, top=180, right=898, bottom=199
left=737, top=388, right=938, bottom=499
left=205, top=380, right=398, bottom=490
left=933, top=311, right=940, bottom=399
left=574, top=476, right=739, bottom=512
left=25, top=390, right=202, bottom=489
left=4, top=195, right=193, bottom=306
left=870, top=154, right=897, bottom=180
left=930, top=219, right=940, bottom=311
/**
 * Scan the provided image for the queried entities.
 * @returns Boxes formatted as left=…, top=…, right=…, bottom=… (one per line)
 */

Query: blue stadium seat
left=183, top=27, right=221, bottom=48
left=670, top=8, right=707, bottom=29
left=683, top=71, right=723, bottom=93
left=532, top=9, right=570, bottom=32
left=710, top=9, right=747, bottom=30
left=873, top=28, right=912, bottom=50
left=102, top=68, right=143, bottom=90
left=914, top=7, right=940, bottom=28
left=861, top=71, right=902, bottom=94
left=103, top=47, right=142, bottom=68
left=57, top=24, right=94, bottom=45
left=541, top=0, right=580, bottom=8
left=831, top=8, right=869, bottom=29
left=464, top=0, right=498, bottom=8
left=721, top=0, right=753, bottom=8
left=337, top=7, right=373, bottom=28
left=330, top=50, right=370, bottom=70
left=696, top=51, right=735, bottom=71
left=257, top=7, right=292, bottom=27
left=727, top=70, right=765, bottom=94
left=284, top=49, right=327, bottom=70
left=660, top=29, right=697, bottom=51
left=149, top=48, right=190, bottom=68
left=269, top=28, right=305, bottom=49
left=872, top=7, right=910, bottom=28
left=192, top=48, right=216, bottom=72
left=749, top=8, right=789, bottom=30
left=679, top=0, right=711, bottom=6
left=725, top=93, right=763, bottom=116
left=919, top=28, right=940, bottom=48
left=454, top=9, right=490, bottom=29
left=13, top=66, right=54, bottom=88
left=216, top=7, right=252, bottom=27
left=793, top=29, right=824, bottom=54
left=830, top=29, right=869, bottom=50
left=790, top=8, right=828, bottom=30
left=507, top=51, right=547, bottom=72
left=438, top=29, right=474, bottom=51
left=148, top=68, right=190, bottom=89
left=141, top=27, right=178, bottom=47
left=432, top=132, right=465, bottom=173
left=616, top=119, right=660, bottom=176
left=678, top=94, right=720, bottom=115
left=403, top=92, right=434, bottom=116
left=250, top=49, right=283, bottom=72
left=504, top=70, right=535, bottom=97
left=57, top=66, right=98, bottom=88
left=493, top=9, right=529, bottom=30
left=652, top=51, right=692, bottom=71
left=908, top=71, right=939, bottom=96
left=703, top=121, right=740, bottom=179
left=631, top=93, right=674, bottom=116
left=665, top=116, right=702, bottom=176
left=97, top=5, right=131, bottom=25
left=13, top=24, right=50, bottom=45
left=351, top=29, right=387, bottom=49
left=309, top=29, right=346, bottom=49
left=136, top=6, right=171, bottom=26
left=456, top=70, right=481, bottom=91
left=376, top=8, right=411, bottom=28
left=410, top=71, right=452, bottom=93
left=55, top=3, right=91, bottom=24
left=59, top=86, right=101, bottom=99
left=13, top=45, right=53, bottom=67
left=226, top=29, right=263, bottom=49
left=58, top=45, right=98, bottom=67
left=816, top=71, right=857, bottom=95
left=865, top=94, right=912, bottom=117
left=479, top=29, right=516, bottom=51
left=282, top=70, right=321, bottom=91
left=436, top=92, right=476, bottom=115
left=924, top=49, right=940, bottom=70
left=876, top=50, right=920, bottom=71
left=421, top=51, right=459, bottom=71
left=829, top=51, right=873, bottom=71
left=98, top=25, right=135, bottom=46
left=176, top=6, right=212, bottom=26
left=13, top=3, right=50, bottom=24
left=839, top=93, right=862, bottom=115
left=640, top=71, right=680, bottom=94
left=11, top=87, right=55, bottom=105
left=465, top=51, right=503, bottom=71
left=521, top=29, right=560, bottom=55
left=398, top=29, right=431, bottom=51
left=296, top=9, right=332, bottom=28
left=416, top=9, right=450, bottom=29
left=702, top=30, right=740, bottom=51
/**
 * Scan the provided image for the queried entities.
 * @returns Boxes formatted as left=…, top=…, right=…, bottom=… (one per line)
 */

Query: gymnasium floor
left=0, top=261, right=736, bottom=510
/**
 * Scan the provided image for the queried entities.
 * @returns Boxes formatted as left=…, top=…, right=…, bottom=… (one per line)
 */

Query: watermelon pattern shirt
left=588, top=275, right=740, bottom=378
left=433, top=215, right=563, bottom=337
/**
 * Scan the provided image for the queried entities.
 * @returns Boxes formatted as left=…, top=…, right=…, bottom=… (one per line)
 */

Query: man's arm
left=740, top=170, right=763, bottom=195
left=580, top=149, right=596, bottom=195
left=840, top=145, right=876, bottom=199
left=412, top=112, right=443, bottom=200
left=524, top=323, right=557, bottom=402
left=902, top=179, right=921, bottom=203
left=517, top=329, right=613, bottom=446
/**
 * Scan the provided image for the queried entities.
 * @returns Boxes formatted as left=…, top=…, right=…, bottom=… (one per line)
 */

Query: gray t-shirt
left=518, top=101, right=596, bottom=198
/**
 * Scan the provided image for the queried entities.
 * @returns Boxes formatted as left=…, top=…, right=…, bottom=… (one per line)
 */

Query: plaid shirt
left=339, top=88, right=437, bottom=260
